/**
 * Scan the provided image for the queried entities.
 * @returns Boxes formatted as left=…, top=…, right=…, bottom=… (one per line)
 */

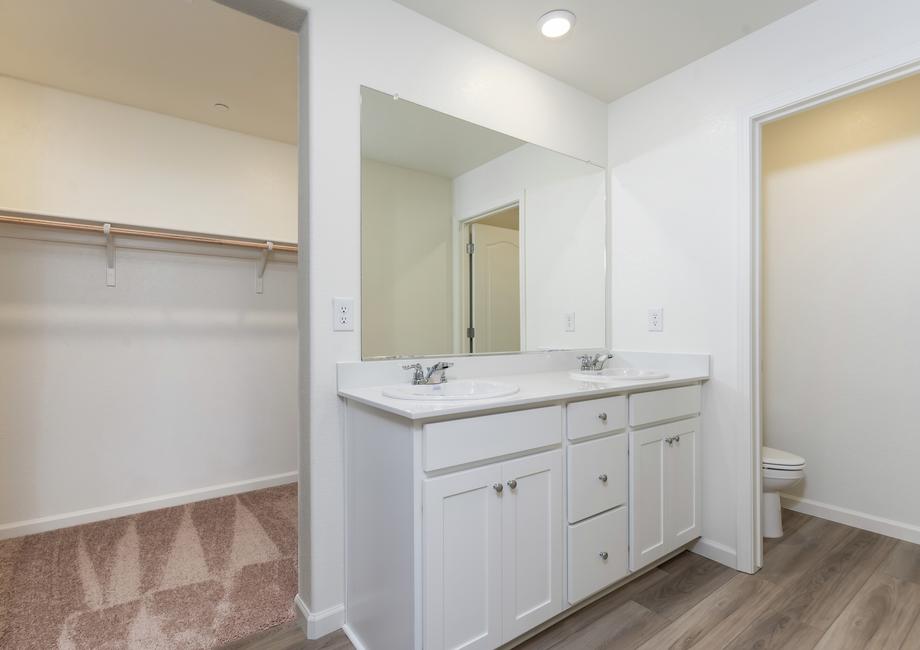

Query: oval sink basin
left=570, top=368, right=669, bottom=382
left=383, top=380, right=520, bottom=401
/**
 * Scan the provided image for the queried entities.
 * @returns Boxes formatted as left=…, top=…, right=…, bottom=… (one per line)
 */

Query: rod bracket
left=104, top=223, right=115, bottom=287
left=256, top=241, right=273, bottom=293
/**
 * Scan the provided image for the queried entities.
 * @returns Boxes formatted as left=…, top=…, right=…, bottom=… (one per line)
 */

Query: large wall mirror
left=361, top=86, right=607, bottom=359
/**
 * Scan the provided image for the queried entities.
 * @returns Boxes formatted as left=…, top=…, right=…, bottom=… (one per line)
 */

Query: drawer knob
left=506, top=479, right=517, bottom=490
left=492, top=483, right=503, bottom=493
left=598, top=474, right=608, bottom=483
left=599, top=551, right=609, bottom=560
left=598, top=412, right=608, bottom=422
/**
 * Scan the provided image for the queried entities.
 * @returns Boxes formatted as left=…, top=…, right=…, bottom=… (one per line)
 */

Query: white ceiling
left=393, top=0, right=817, bottom=102
left=361, top=87, right=525, bottom=179
left=0, top=0, right=298, bottom=144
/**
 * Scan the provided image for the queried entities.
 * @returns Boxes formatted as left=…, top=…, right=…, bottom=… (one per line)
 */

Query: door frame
left=737, top=50, right=920, bottom=573
left=454, top=195, right=526, bottom=354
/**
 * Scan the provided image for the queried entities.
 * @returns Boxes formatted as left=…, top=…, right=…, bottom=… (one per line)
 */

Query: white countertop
left=338, top=368, right=709, bottom=420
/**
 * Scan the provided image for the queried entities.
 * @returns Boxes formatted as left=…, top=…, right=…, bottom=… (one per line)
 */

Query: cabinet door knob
left=506, top=479, right=517, bottom=489
left=598, top=474, right=608, bottom=483
left=599, top=551, right=609, bottom=560
left=492, top=483, right=503, bottom=493
left=598, top=412, right=608, bottom=422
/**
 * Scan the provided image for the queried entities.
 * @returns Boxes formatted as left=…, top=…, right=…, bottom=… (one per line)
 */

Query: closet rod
left=0, top=213, right=298, bottom=253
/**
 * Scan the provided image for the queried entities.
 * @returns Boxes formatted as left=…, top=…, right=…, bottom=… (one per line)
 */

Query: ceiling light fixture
left=538, top=9, right=575, bottom=39
left=213, top=102, right=230, bottom=112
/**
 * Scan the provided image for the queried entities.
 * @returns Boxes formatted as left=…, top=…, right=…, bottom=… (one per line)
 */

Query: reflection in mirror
left=361, top=86, right=606, bottom=359
left=461, top=205, right=521, bottom=354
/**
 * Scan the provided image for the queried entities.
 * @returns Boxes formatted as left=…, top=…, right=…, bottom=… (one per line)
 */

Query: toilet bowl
left=762, top=446, right=806, bottom=538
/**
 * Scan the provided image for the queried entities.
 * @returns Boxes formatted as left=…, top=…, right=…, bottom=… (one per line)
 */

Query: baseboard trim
left=690, top=537, right=738, bottom=568
left=782, top=493, right=920, bottom=545
left=342, top=624, right=368, bottom=650
left=0, top=471, right=297, bottom=540
left=294, top=595, right=345, bottom=640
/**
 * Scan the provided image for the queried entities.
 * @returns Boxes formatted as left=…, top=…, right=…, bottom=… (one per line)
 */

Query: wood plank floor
left=224, top=510, right=920, bottom=649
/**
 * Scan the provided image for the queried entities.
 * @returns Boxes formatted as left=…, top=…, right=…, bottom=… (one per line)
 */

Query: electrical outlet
left=564, top=312, right=576, bottom=332
left=647, top=308, right=663, bottom=332
left=334, top=297, right=354, bottom=332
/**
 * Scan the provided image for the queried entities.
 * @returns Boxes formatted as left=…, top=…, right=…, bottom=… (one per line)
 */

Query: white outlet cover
left=647, top=308, right=663, bottom=332
left=564, top=312, right=576, bottom=332
left=334, top=297, right=354, bottom=332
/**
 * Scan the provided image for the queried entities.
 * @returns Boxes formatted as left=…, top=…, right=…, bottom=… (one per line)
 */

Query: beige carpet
left=0, top=483, right=298, bottom=649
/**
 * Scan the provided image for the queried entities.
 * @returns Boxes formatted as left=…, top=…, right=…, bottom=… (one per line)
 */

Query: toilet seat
left=762, top=446, right=806, bottom=471
left=762, top=446, right=806, bottom=538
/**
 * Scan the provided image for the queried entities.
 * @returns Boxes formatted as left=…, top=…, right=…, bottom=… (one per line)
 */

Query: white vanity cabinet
left=423, top=450, right=563, bottom=650
left=341, top=374, right=706, bottom=650
left=628, top=387, right=702, bottom=571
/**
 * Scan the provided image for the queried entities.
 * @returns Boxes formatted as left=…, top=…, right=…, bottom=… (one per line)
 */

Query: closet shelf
left=0, top=212, right=297, bottom=253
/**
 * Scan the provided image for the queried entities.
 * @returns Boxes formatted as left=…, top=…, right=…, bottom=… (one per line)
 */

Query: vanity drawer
left=566, top=395, right=627, bottom=440
left=629, top=385, right=700, bottom=428
left=423, top=406, right=562, bottom=471
left=567, top=433, right=627, bottom=523
left=567, top=506, right=629, bottom=604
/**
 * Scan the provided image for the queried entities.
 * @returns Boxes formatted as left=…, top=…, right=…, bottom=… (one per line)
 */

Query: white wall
left=294, top=0, right=607, bottom=632
left=0, top=75, right=298, bottom=242
left=607, top=0, right=920, bottom=563
left=453, top=145, right=606, bottom=351
left=361, top=159, right=453, bottom=358
left=0, top=228, right=298, bottom=537
left=762, top=73, right=920, bottom=538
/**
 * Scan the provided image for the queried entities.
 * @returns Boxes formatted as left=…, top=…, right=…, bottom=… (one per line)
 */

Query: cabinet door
left=501, top=450, right=563, bottom=642
left=629, top=425, right=668, bottom=570
left=629, top=418, right=702, bottom=571
left=668, top=419, right=701, bottom=548
left=424, top=464, right=503, bottom=650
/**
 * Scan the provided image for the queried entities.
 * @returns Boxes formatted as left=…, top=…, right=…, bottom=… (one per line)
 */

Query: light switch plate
left=334, top=297, right=354, bottom=331
left=647, top=308, right=663, bottom=332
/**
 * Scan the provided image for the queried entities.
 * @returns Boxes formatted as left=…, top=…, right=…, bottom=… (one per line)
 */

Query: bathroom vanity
left=338, top=352, right=709, bottom=650
left=348, top=78, right=711, bottom=650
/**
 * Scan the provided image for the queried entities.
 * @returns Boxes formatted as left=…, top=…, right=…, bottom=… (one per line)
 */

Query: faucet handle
left=402, top=362, right=424, bottom=384
left=576, top=354, right=594, bottom=371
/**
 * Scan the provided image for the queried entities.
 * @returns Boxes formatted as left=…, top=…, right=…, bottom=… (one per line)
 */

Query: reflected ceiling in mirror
left=361, top=86, right=606, bottom=360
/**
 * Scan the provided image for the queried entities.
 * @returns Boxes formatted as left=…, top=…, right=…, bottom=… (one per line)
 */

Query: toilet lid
left=762, top=446, right=805, bottom=470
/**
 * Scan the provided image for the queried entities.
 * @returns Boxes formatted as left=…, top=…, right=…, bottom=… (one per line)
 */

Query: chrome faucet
left=577, top=352, right=614, bottom=372
left=402, top=361, right=454, bottom=385
left=425, top=361, right=454, bottom=384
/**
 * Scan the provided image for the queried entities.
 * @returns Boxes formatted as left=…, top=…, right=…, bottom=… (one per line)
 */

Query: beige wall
left=361, top=159, right=453, bottom=358
left=0, top=75, right=297, bottom=242
left=762, top=73, right=920, bottom=535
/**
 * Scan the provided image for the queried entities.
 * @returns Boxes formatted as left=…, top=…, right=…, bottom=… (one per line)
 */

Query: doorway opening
left=460, top=203, right=522, bottom=354
left=759, top=70, right=920, bottom=548
left=742, top=55, right=920, bottom=573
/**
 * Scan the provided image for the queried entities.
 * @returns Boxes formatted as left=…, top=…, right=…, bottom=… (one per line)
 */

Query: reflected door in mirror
left=461, top=208, right=521, bottom=354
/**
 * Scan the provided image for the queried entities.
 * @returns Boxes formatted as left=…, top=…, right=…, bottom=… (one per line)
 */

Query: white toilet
left=762, top=446, right=806, bottom=538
